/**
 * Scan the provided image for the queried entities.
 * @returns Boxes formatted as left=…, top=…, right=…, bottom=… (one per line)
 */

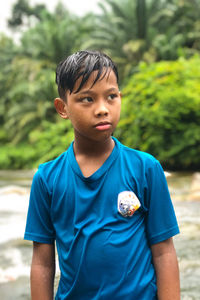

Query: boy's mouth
left=94, top=121, right=111, bottom=131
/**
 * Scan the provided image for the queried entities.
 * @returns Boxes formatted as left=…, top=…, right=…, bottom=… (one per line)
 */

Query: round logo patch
left=118, top=191, right=141, bottom=217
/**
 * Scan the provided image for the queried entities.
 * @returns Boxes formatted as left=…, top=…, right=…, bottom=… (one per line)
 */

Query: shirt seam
left=149, top=225, right=179, bottom=244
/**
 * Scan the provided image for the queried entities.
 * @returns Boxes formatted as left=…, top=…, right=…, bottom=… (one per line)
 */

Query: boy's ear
left=54, top=98, right=68, bottom=119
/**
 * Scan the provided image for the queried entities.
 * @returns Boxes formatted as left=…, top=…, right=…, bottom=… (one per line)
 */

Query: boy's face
left=54, top=69, right=121, bottom=143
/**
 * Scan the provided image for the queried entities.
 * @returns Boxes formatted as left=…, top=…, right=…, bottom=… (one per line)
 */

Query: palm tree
left=83, top=0, right=138, bottom=77
left=8, top=0, right=46, bottom=28
left=149, top=0, right=200, bottom=59
left=2, top=2, right=95, bottom=144
left=20, top=2, right=94, bottom=64
left=84, top=0, right=200, bottom=81
left=83, top=0, right=165, bottom=81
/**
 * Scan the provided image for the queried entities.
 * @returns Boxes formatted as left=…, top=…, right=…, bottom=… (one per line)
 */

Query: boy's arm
left=31, top=241, right=55, bottom=300
left=151, top=237, right=180, bottom=300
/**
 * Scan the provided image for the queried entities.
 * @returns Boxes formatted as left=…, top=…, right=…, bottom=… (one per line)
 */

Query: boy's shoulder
left=35, top=145, right=71, bottom=183
left=118, top=139, right=158, bottom=167
left=118, top=140, right=166, bottom=184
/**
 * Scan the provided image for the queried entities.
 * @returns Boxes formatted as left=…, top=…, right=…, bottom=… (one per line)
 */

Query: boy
left=24, top=50, right=180, bottom=299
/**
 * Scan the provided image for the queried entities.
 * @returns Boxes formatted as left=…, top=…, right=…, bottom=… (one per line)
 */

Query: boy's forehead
left=72, top=69, right=117, bottom=94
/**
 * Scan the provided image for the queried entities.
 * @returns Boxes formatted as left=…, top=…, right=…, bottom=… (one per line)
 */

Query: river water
left=0, top=170, right=199, bottom=299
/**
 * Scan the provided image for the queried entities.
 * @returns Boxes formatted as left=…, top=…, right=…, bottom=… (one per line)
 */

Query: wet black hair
left=55, top=50, right=119, bottom=100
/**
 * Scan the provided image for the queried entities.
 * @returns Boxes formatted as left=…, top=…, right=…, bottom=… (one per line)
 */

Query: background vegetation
left=0, top=0, right=200, bottom=170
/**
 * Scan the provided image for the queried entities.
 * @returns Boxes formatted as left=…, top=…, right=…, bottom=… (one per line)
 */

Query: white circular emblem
left=118, top=191, right=141, bottom=217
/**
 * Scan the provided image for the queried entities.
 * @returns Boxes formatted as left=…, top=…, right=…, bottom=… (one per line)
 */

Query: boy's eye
left=107, top=94, right=117, bottom=101
left=81, top=97, right=93, bottom=103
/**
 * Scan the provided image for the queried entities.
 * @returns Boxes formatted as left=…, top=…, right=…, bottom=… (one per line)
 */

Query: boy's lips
left=94, top=121, right=112, bottom=131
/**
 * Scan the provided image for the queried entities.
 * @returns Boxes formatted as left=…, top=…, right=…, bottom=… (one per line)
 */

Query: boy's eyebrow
left=76, top=87, right=119, bottom=95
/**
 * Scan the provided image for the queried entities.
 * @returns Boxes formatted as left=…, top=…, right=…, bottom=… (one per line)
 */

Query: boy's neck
left=73, top=136, right=115, bottom=158
left=73, top=136, right=115, bottom=177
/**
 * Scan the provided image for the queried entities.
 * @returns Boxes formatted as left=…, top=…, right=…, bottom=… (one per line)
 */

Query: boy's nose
left=94, top=101, right=109, bottom=117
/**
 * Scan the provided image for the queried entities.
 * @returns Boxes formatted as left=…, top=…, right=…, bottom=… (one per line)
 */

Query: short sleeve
left=145, top=160, right=179, bottom=245
left=24, top=168, right=55, bottom=244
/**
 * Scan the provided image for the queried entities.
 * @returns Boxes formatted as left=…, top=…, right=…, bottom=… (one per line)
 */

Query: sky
left=0, top=0, right=100, bottom=34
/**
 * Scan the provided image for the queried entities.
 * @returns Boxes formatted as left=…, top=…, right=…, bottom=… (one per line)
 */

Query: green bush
left=29, top=120, right=74, bottom=167
left=1, top=56, right=200, bottom=170
left=116, top=56, right=200, bottom=170
left=0, top=144, right=37, bottom=169
left=0, top=120, right=74, bottom=169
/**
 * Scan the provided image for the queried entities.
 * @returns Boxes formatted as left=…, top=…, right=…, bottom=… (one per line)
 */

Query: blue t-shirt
left=24, top=137, right=179, bottom=300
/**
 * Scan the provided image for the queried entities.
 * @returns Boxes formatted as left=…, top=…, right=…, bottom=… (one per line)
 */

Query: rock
left=0, top=185, right=29, bottom=195
left=188, top=172, right=200, bottom=201
left=0, top=276, right=30, bottom=300
left=164, top=171, right=171, bottom=178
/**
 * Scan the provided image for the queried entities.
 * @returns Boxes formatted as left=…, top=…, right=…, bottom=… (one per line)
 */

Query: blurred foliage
left=85, top=0, right=200, bottom=80
left=115, top=56, right=200, bottom=170
left=20, top=4, right=95, bottom=64
left=7, top=0, right=46, bottom=28
left=0, top=0, right=200, bottom=170
left=0, top=120, right=74, bottom=169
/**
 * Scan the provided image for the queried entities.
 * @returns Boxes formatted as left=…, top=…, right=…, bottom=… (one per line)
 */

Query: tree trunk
left=136, top=0, right=147, bottom=39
